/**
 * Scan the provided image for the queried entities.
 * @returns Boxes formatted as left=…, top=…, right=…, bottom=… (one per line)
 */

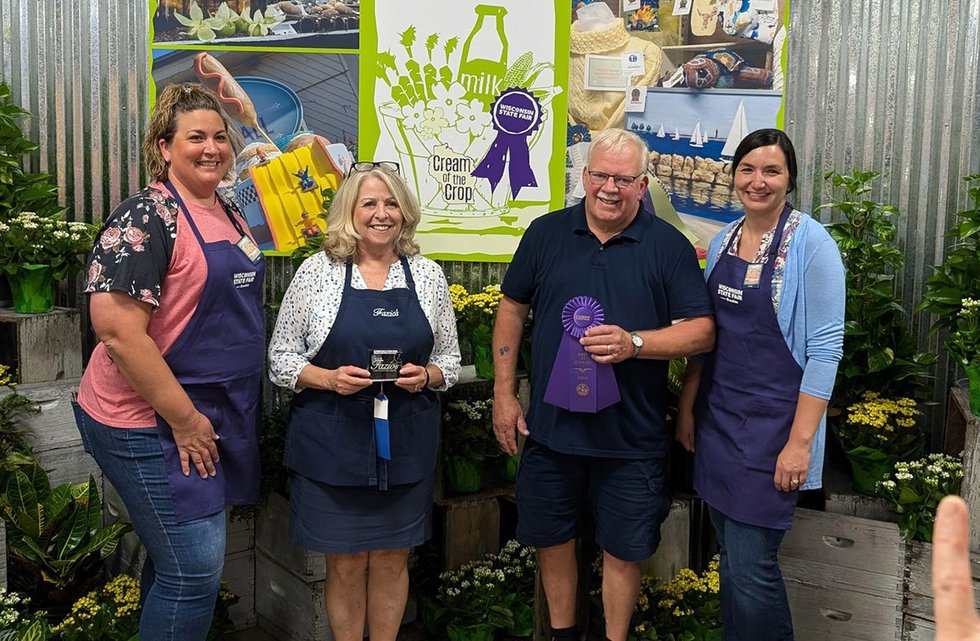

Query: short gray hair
left=587, top=128, right=648, bottom=174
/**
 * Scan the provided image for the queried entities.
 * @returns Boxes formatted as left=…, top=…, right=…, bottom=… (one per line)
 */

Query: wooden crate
left=780, top=508, right=904, bottom=641
left=825, top=491, right=898, bottom=524
left=955, top=386, right=980, bottom=552
left=943, top=385, right=977, bottom=455
left=639, top=498, right=690, bottom=581
left=0, top=308, right=82, bottom=384
left=902, top=539, right=980, bottom=640
left=0, top=379, right=101, bottom=487
left=256, top=491, right=325, bottom=582
left=434, top=488, right=506, bottom=570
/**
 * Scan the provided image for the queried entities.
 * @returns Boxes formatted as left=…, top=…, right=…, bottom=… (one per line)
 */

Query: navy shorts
left=515, top=439, right=672, bottom=562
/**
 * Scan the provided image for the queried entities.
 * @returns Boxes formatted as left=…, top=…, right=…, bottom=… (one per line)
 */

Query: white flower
left=400, top=101, right=427, bottom=132
left=431, top=82, right=467, bottom=112
left=419, top=106, right=450, bottom=138
left=455, top=99, right=491, bottom=136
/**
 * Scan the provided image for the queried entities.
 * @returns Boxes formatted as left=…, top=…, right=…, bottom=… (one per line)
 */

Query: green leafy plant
left=0, top=364, right=40, bottom=464
left=876, top=453, right=964, bottom=542
left=0, top=588, right=51, bottom=641
left=946, top=298, right=980, bottom=369
left=820, top=170, right=936, bottom=407
left=0, top=211, right=98, bottom=280
left=441, top=397, right=497, bottom=463
left=449, top=283, right=503, bottom=380
left=920, top=175, right=980, bottom=365
left=0, top=82, right=64, bottom=222
left=50, top=574, right=141, bottom=641
left=0, top=458, right=129, bottom=609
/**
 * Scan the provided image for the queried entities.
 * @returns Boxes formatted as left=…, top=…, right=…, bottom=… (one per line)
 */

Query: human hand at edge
left=934, top=495, right=980, bottom=640
left=675, top=408, right=695, bottom=453
left=329, top=365, right=373, bottom=395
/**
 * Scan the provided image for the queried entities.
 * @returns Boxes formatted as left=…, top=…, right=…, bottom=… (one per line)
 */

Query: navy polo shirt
left=502, top=201, right=712, bottom=459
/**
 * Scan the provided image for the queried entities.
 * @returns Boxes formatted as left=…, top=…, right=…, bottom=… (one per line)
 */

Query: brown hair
left=323, top=166, right=422, bottom=261
left=142, top=82, right=242, bottom=181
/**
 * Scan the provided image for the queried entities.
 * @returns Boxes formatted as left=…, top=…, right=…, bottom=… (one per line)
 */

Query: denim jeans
left=708, top=506, right=793, bottom=641
left=74, top=405, right=225, bottom=641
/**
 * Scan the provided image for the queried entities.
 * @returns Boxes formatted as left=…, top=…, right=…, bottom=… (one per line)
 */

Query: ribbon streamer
left=472, top=88, right=543, bottom=199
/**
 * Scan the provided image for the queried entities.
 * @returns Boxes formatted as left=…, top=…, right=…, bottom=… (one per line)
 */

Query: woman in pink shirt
left=73, top=83, right=265, bottom=640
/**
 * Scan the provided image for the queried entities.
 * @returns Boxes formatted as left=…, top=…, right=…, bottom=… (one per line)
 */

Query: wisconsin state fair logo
left=576, top=383, right=590, bottom=397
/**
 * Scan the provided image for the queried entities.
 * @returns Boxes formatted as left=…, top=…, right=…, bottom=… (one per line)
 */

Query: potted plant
left=0, top=81, right=67, bottom=309
left=921, top=174, right=980, bottom=415
left=876, top=453, right=963, bottom=542
left=432, top=555, right=516, bottom=641
left=441, top=397, right=497, bottom=494
left=450, top=283, right=504, bottom=380
left=0, top=212, right=97, bottom=313
left=821, top=170, right=936, bottom=409
left=835, top=391, right=924, bottom=495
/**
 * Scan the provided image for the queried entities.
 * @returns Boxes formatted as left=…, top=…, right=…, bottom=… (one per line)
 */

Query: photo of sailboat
left=690, top=122, right=703, bottom=147
left=657, top=123, right=666, bottom=138
left=721, top=100, right=749, bottom=158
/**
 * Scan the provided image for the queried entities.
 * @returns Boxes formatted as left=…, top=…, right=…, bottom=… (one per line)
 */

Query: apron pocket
left=740, top=398, right=794, bottom=472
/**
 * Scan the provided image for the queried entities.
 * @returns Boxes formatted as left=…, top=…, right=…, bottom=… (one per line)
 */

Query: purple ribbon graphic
left=543, top=297, right=621, bottom=413
left=472, top=88, right=543, bottom=199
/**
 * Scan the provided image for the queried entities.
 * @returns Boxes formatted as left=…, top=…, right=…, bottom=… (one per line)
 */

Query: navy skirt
left=289, top=472, right=434, bottom=553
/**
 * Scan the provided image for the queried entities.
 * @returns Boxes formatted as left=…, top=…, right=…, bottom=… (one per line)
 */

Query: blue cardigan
left=705, top=211, right=846, bottom=489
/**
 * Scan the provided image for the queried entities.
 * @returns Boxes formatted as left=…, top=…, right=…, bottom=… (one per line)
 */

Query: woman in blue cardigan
left=677, top=128, right=845, bottom=641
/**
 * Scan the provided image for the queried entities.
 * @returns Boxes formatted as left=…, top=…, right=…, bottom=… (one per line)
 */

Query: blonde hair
left=142, top=83, right=243, bottom=181
left=323, top=166, right=422, bottom=261
left=587, top=128, right=648, bottom=174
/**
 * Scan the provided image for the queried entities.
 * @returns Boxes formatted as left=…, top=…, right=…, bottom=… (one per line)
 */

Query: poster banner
left=359, top=0, right=571, bottom=261
left=149, top=1, right=360, bottom=255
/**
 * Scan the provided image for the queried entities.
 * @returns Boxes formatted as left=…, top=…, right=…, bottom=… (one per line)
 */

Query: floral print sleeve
left=83, top=187, right=177, bottom=307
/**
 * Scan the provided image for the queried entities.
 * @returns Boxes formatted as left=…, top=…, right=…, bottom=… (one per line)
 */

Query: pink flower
left=123, top=225, right=146, bottom=252
left=87, top=261, right=105, bottom=285
left=100, top=226, right=122, bottom=251
left=139, top=289, right=156, bottom=304
left=156, top=202, right=175, bottom=227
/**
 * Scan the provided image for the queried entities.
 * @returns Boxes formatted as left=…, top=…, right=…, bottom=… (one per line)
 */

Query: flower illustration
left=400, top=101, right=427, bottom=132
left=431, top=81, right=467, bottom=112
left=419, top=106, right=450, bottom=138
left=455, top=99, right=491, bottom=136
left=122, top=225, right=147, bottom=252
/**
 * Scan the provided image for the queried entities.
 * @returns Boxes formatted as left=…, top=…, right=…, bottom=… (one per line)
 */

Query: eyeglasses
left=347, top=161, right=401, bottom=177
left=586, top=170, right=643, bottom=188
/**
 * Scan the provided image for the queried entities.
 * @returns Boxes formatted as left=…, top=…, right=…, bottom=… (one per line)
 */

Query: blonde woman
left=269, top=162, right=460, bottom=641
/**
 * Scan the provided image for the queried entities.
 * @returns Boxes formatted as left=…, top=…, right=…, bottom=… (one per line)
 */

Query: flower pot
left=7, top=264, right=55, bottom=313
left=966, top=363, right=980, bottom=417
left=445, top=456, right=484, bottom=494
left=446, top=621, right=496, bottom=641
left=498, top=454, right=518, bottom=483
left=844, top=445, right=897, bottom=495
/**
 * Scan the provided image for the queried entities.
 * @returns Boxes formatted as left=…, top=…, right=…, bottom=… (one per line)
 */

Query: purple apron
left=694, top=206, right=801, bottom=529
left=284, top=256, right=440, bottom=490
left=157, top=181, right=265, bottom=523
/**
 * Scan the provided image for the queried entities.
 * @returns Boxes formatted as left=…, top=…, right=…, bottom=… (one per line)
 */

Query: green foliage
left=0, top=212, right=98, bottom=280
left=820, top=170, right=936, bottom=407
left=441, top=397, right=497, bottom=462
left=0, top=365, right=40, bottom=463
left=50, top=575, right=141, bottom=641
left=835, top=392, right=924, bottom=458
left=876, top=453, right=963, bottom=542
left=424, top=540, right=536, bottom=638
left=920, top=175, right=980, bottom=364
left=0, top=458, right=129, bottom=607
left=0, top=82, right=63, bottom=222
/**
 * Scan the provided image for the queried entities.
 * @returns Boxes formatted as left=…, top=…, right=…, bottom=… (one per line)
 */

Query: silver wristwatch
left=629, top=331, right=643, bottom=358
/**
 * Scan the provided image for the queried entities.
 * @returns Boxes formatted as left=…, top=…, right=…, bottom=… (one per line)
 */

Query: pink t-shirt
left=78, top=183, right=253, bottom=427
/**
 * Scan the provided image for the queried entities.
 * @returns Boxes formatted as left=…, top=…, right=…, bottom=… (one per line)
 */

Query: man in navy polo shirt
left=492, top=128, right=714, bottom=641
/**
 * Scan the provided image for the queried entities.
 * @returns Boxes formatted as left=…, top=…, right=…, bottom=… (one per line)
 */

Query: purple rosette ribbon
left=471, top=88, right=543, bottom=199
left=543, top=297, right=621, bottom=413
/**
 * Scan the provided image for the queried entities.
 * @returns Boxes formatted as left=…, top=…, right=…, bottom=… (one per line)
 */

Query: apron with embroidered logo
left=156, top=181, right=265, bottom=523
left=285, top=256, right=439, bottom=490
left=694, top=205, right=801, bottom=529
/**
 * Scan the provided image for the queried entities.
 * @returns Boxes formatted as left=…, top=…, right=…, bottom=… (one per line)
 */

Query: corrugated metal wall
left=2, top=1, right=979, bottom=437
left=785, top=0, right=980, bottom=443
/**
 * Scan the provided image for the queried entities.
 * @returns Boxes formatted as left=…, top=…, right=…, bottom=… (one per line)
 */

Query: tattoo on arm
left=498, top=346, right=510, bottom=357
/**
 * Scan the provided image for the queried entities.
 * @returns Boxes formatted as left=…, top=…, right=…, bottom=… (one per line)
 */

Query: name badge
left=744, top=263, right=763, bottom=289
left=369, top=349, right=403, bottom=382
left=237, top=235, right=262, bottom=264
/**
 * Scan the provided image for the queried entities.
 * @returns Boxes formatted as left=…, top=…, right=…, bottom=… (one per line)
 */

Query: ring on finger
left=606, top=344, right=611, bottom=355
left=790, top=478, right=800, bottom=486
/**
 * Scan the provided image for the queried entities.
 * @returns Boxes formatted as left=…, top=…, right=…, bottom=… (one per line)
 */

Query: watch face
left=631, top=333, right=643, bottom=348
